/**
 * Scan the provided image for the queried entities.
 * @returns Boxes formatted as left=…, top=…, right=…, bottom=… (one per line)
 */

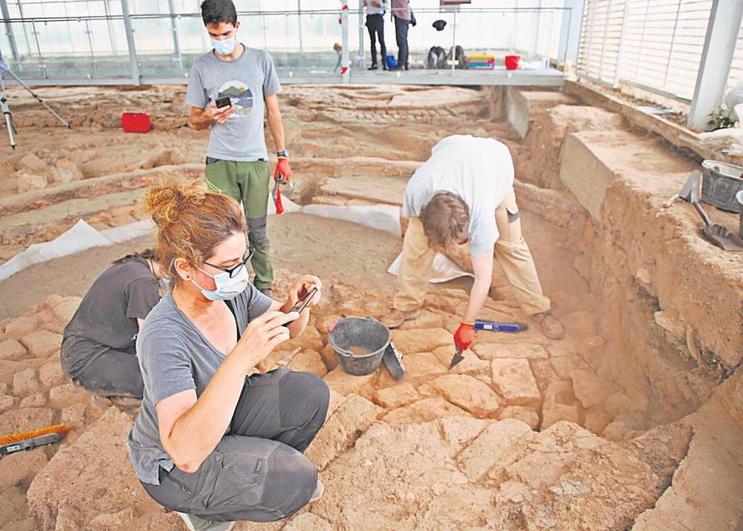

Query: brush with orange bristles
left=0, top=424, right=70, bottom=456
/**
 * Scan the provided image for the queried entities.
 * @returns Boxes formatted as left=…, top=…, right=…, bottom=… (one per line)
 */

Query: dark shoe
left=368, top=64, right=378, bottom=71
left=532, top=311, right=565, bottom=340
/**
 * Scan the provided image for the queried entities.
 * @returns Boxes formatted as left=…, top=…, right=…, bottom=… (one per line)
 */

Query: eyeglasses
left=203, top=248, right=254, bottom=278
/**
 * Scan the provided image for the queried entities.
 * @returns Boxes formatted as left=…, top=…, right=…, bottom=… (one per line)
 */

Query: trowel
left=448, top=320, right=529, bottom=369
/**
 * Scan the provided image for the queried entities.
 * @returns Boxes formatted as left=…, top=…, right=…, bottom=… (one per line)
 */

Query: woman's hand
left=282, top=275, right=323, bottom=314
left=234, top=310, right=298, bottom=371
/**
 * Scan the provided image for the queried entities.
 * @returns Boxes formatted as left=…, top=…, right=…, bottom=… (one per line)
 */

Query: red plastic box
left=505, top=55, right=521, bottom=71
left=121, top=112, right=151, bottom=133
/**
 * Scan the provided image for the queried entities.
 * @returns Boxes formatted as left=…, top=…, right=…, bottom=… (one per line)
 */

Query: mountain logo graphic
left=217, top=81, right=253, bottom=117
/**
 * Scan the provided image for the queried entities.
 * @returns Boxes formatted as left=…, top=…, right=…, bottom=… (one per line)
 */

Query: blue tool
left=474, top=320, right=529, bottom=333
left=449, top=320, right=528, bottom=369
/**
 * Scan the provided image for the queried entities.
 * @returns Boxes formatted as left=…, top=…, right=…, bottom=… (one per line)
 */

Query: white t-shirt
left=402, top=135, right=515, bottom=257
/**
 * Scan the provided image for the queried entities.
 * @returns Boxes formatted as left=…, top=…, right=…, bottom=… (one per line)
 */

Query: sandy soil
left=0, top=83, right=741, bottom=530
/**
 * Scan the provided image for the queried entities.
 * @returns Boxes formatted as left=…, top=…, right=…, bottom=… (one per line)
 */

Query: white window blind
left=577, top=0, right=714, bottom=102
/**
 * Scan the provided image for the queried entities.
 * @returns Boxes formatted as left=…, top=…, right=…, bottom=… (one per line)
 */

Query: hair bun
left=145, top=181, right=206, bottom=229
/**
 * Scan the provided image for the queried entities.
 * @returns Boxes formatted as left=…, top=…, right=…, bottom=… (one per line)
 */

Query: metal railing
left=0, top=1, right=570, bottom=85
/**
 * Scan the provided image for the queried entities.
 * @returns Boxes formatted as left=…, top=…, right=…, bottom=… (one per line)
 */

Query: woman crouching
left=127, top=182, right=329, bottom=529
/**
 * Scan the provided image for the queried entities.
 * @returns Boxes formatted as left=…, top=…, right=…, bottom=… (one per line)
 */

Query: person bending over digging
left=382, top=134, right=565, bottom=351
left=61, top=249, right=167, bottom=400
left=128, top=182, right=328, bottom=530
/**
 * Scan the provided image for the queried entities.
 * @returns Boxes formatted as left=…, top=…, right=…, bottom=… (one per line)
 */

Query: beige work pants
left=392, top=189, right=551, bottom=316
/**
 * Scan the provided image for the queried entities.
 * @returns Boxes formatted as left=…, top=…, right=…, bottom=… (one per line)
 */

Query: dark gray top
left=185, top=45, right=281, bottom=162
left=127, top=286, right=273, bottom=485
left=62, top=258, right=159, bottom=371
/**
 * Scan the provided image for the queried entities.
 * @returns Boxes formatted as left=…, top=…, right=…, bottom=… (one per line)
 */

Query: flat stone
left=20, top=330, right=63, bottom=358
left=437, top=415, right=489, bottom=456
left=382, top=398, right=469, bottom=425
left=61, top=402, right=88, bottom=427
left=17, top=172, right=48, bottom=193
left=570, top=369, right=617, bottom=408
left=499, top=406, right=540, bottom=430
left=373, top=382, right=420, bottom=409
left=12, top=367, right=40, bottom=396
left=288, top=349, right=328, bottom=377
left=457, top=419, right=533, bottom=481
left=284, top=513, right=333, bottom=531
left=322, top=366, right=376, bottom=396
left=0, top=448, right=48, bottom=490
left=530, top=358, right=558, bottom=392
left=54, top=160, right=84, bottom=184
left=491, top=359, right=541, bottom=405
left=427, top=374, right=501, bottom=418
left=474, top=343, right=549, bottom=360
left=0, top=407, right=55, bottom=434
left=27, top=407, right=178, bottom=530
left=549, top=356, right=589, bottom=380
left=48, top=383, right=88, bottom=407
left=391, top=328, right=452, bottom=354
left=397, top=310, right=448, bottom=330
left=305, top=394, right=381, bottom=470
left=0, top=339, right=27, bottom=361
left=38, top=360, right=67, bottom=387
left=4, top=315, right=41, bottom=339
left=541, top=381, right=581, bottom=429
left=50, top=297, right=82, bottom=325
left=18, top=153, right=49, bottom=174
left=20, top=393, right=46, bottom=408
left=432, top=346, right=490, bottom=375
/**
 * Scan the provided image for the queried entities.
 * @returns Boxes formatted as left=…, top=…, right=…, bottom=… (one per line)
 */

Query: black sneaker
left=368, top=64, right=378, bottom=71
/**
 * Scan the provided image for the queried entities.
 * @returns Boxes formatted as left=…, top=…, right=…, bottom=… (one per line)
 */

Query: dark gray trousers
left=366, top=14, right=387, bottom=67
left=394, top=16, right=409, bottom=69
left=142, top=368, right=329, bottom=522
left=61, top=335, right=144, bottom=398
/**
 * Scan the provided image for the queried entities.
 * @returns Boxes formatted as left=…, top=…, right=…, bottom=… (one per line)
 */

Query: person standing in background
left=365, top=0, right=388, bottom=71
left=186, top=0, right=292, bottom=298
left=390, top=0, right=411, bottom=70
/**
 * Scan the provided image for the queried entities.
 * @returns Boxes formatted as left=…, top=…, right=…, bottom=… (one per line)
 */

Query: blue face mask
left=211, top=35, right=237, bottom=56
left=191, top=264, right=249, bottom=301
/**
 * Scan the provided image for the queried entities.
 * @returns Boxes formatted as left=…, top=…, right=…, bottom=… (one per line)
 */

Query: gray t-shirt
left=128, top=286, right=272, bottom=485
left=62, top=258, right=159, bottom=372
left=402, top=135, right=515, bottom=257
left=186, top=45, right=281, bottom=161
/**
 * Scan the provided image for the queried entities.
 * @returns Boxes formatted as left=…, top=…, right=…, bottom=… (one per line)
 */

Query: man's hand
left=453, top=322, right=475, bottom=351
left=274, top=157, right=293, bottom=183
left=207, top=101, right=235, bottom=124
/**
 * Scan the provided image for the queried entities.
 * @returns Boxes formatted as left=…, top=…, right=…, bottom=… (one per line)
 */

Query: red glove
left=274, top=157, right=292, bottom=182
left=453, top=322, right=475, bottom=351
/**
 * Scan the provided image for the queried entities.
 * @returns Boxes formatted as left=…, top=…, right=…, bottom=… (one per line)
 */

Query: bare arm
left=462, top=251, right=493, bottom=323
left=155, top=310, right=297, bottom=472
left=265, top=94, right=286, bottom=152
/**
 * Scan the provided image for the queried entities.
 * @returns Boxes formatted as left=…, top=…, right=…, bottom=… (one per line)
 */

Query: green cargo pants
left=205, top=159, right=273, bottom=290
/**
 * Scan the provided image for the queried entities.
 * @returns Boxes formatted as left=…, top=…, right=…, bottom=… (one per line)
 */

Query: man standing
left=382, top=135, right=565, bottom=353
left=187, top=0, right=291, bottom=297
left=365, top=0, right=388, bottom=71
left=390, top=0, right=411, bottom=70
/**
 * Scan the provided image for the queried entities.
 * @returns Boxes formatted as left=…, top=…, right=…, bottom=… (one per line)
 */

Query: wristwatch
left=276, top=149, right=289, bottom=159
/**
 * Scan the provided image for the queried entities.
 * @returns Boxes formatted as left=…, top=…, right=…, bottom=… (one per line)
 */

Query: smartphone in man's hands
left=215, top=96, right=232, bottom=108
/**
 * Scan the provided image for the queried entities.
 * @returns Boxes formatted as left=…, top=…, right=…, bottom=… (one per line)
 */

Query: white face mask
left=192, top=264, right=249, bottom=301
left=211, top=34, right=237, bottom=56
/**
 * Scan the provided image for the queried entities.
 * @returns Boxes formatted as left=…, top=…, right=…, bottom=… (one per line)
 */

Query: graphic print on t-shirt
left=217, top=80, right=254, bottom=118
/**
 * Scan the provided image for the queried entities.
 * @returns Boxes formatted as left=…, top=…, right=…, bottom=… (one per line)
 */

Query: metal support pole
left=558, top=0, right=583, bottom=67
left=340, top=1, right=350, bottom=83
left=298, top=0, right=304, bottom=53
left=358, top=0, right=365, bottom=68
left=103, top=0, right=118, bottom=55
left=450, top=9, right=457, bottom=77
left=30, top=21, right=46, bottom=78
left=0, top=0, right=20, bottom=70
left=532, top=0, right=541, bottom=59
left=688, top=0, right=743, bottom=129
left=612, top=0, right=630, bottom=86
left=84, top=18, right=96, bottom=78
left=167, top=0, right=183, bottom=70
left=120, top=0, right=141, bottom=85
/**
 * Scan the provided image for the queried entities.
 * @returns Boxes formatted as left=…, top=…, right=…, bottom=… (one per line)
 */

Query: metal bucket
left=329, top=317, right=390, bottom=376
left=701, top=160, right=743, bottom=213
left=737, top=190, right=743, bottom=239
